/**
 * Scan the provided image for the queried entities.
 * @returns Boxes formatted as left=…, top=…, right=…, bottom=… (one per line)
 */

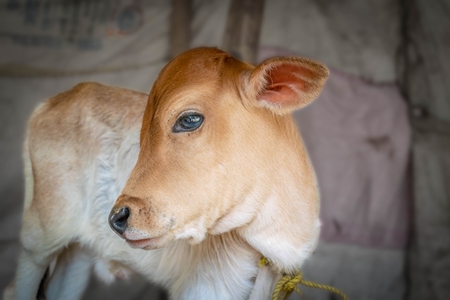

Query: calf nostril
left=109, top=207, right=130, bottom=235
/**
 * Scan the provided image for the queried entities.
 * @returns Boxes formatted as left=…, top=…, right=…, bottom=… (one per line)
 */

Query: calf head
left=109, top=47, right=328, bottom=268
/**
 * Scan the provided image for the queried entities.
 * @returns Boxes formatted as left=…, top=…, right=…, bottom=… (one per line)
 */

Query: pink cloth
left=259, top=47, right=412, bottom=249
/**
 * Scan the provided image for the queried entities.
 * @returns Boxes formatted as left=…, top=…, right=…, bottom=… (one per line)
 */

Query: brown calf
left=5, top=47, right=328, bottom=300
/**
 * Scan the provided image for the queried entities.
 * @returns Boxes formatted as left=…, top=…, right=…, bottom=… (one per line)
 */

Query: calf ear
left=245, top=57, right=329, bottom=114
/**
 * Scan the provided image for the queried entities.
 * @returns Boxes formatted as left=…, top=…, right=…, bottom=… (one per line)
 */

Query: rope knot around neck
left=260, top=257, right=349, bottom=300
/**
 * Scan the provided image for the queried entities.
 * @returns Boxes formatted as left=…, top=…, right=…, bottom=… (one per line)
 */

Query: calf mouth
left=123, top=231, right=173, bottom=250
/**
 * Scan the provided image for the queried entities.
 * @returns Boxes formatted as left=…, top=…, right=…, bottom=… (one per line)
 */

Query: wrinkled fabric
left=302, top=69, right=411, bottom=249
left=0, top=0, right=169, bottom=74
left=259, top=0, right=400, bottom=82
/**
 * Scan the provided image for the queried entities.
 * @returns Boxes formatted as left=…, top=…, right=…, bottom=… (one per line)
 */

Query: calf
left=5, top=47, right=328, bottom=300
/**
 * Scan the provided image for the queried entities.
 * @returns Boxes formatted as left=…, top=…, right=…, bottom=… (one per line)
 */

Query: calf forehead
left=152, top=48, right=246, bottom=101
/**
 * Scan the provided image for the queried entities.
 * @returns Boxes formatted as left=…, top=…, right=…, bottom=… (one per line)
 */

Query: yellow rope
left=260, top=257, right=349, bottom=300
left=259, top=257, right=270, bottom=267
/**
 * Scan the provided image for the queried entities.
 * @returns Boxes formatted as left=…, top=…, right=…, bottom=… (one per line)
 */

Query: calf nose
left=109, top=207, right=130, bottom=235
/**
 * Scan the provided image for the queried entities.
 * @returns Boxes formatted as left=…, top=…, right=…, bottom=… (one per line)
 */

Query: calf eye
left=173, top=113, right=204, bottom=133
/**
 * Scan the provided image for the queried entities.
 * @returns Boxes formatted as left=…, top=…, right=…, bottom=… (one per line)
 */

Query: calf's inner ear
left=245, top=57, right=329, bottom=114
